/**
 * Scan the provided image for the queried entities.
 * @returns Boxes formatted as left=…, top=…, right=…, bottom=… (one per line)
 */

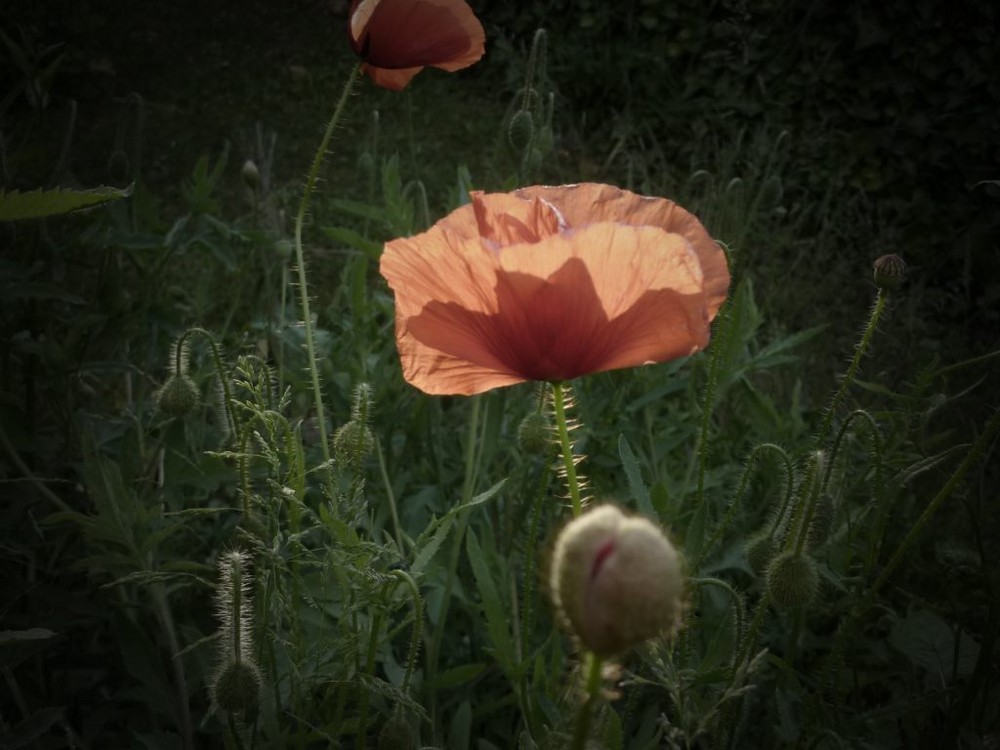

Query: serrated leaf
left=618, top=434, right=655, bottom=519
left=0, top=184, right=132, bottom=221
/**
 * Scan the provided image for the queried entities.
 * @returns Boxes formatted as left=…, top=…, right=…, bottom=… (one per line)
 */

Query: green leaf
left=448, top=700, right=472, bottom=750
left=890, top=609, right=980, bottom=681
left=0, top=184, right=132, bottom=221
left=618, top=434, right=655, bottom=519
left=321, top=225, right=383, bottom=259
left=466, top=527, right=515, bottom=674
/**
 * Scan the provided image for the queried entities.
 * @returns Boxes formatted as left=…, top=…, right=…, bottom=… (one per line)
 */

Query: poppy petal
left=351, top=0, right=485, bottom=72
left=515, top=183, right=730, bottom=318
left=363, top=64, right=424, bottom=91
left=470, top=191, right=564, bottom=247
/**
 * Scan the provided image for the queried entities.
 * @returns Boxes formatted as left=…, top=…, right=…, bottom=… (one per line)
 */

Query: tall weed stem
left=292, top=63, right=361, bottom=464
left=570, top=651, right=604, bottom=750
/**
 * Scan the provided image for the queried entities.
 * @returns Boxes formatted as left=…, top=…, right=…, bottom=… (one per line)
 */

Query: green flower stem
left=292, top=62, right=361, bottom=465
left=178, top=326, right=239, bottom=438
left=570, top=651, right=604, bottom=750
left=817, top=288, right=889, bottom=445
left=552, top=381, right=583, bottom=517
left=695, top=298, right=733, bottom=510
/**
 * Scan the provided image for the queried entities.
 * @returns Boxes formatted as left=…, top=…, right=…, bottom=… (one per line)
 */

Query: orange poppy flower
left=379, top=183, right=731, bottom=395
left=348, top=0, right=486, bottom=91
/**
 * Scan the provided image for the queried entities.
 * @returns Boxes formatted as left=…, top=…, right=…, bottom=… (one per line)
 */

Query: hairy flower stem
left=390, top=569, right=424, bottom=697
left=292, top=63, right=361, bottom=465
left=571, top=651, right=604, bottom=750
left=817, top=288, right=888, bottom=446
left=177, top=326, right=239, bottom=437
left=552, top=381, right=583, bottom=517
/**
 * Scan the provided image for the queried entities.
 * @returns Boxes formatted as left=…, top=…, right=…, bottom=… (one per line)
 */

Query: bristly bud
left=508, top=109, right=535, bottom=152
left=211, top=660, right=262, bottom=714
left=377, top=710, right=418, bottom=750
left=766, top=551, right=819, bottom=608
left=211, top=550, right=262, bottom=714
left=873, top=254, right=906, bottom=291
left=241, top=159, right=261, bottom=191
left=517, top=410, right=551, bottom=454
left=806, top=493, right=837, bottom=551
left=156, top=373, right=200, bottom=417
left=550, top=504, right=684, bottom=656
left=744, top=530, right=777, bottom=577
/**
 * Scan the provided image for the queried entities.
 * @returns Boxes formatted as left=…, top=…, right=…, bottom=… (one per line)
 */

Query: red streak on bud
left=590, top=539, right=616, bottom=582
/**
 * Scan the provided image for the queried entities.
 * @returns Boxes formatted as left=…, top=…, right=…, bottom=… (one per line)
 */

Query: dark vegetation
left=2, top=0, right=998, bottom=747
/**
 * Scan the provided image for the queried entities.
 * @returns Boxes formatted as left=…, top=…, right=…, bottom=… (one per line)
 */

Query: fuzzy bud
left=241, top=159, right=261, bottom=191
left=211, top=660, right=262, bottom=714
left=508, top=109, right=535, bottom=152
left=517, top=411, right=551, bottom=454
left=550, top=504, right=684, bottom=656
left=766, top=551, right=819, bottom=608
left=377, top=711, right=417, bottom=750
left=873, top=254, right=906, bottom=291
left=156, top=373, right=200, bottom=417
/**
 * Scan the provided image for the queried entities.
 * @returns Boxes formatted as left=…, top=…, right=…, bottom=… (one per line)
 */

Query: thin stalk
left=292, top=63, right=361, bottom=464
left=390, top=569, right=424, bottom=696
left=151, top=584, right=194, bottom=750
left=552, top=381, right=583, bottom=517
left=817, top=289, right=889, bottom=445
left=570, top=652, right=604, bottom=750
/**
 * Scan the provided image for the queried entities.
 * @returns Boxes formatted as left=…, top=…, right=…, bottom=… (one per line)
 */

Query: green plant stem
left=571, top=651, right=604, bottom=750
left=292, top=62, right=361, bottom=465
left=817, top=288, right=888, bottom=445
left=695, top=298, right=732, bottom=510
left=551, top=381, right=583, bottom=517
left=358, top=611, right=384, bottom=750
left=376, top=437, right=406, bottom=554
left=151, top=583, right=194, bottom=750
left=178, top=326, right=239, bottom=438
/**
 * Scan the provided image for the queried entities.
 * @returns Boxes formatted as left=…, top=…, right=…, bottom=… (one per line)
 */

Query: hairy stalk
left=552, top=381, right=584, bottom=517
left=697, top=442, right=793, bottom=568
left=695, top=297, right=734, bottom=511
left=791, top=453, right=823, bottom=557
left=817, top=289, right=889, bottom=445
left=358, top=611, right=384, bottom=750
left=292, top=63, right=361, bottom=464
left=176, top=327, right=239, bottom=438
left=691, top=577, right=746, bottom=671
left=390, top=568, right=424, bottom=696
left=571, top=651, right=604, bottom=750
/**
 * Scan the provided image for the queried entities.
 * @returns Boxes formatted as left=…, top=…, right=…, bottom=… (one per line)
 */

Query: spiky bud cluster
left=156, top=373, right=200, bottom=417
left=766, top=551, right=819, bottom=608
left=517, top=410, right=551, bottom=454
left=550, top=504, right=684, bottom=656
left=873, top=254, right=906, bottom=291
left=210, top=551, right=262, bottom=715
left=334, top=382, right=375, bottom=469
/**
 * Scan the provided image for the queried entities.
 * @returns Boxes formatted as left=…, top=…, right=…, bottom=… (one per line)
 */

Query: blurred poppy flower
left=379, top=183, right=731, bottom=396
left=348, top=0, right=486, bottom=91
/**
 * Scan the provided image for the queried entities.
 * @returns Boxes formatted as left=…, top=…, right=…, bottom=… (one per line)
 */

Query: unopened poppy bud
left=377, top=710, right=417, bottom=750
left=550, top=504, right=684, bottom=656
left=241, top=159, right=261, bottom=191
left=517, top=411, right=551, bottom=454
left=508, top=109, right=535, bottom=151
left=211, top=660, right=262, bottom=714
left=766, top=551, right=819, bottom=608
left=744, top=530, right=777, bottom=577
left=873, top=254, right=906, bottom=291
left=156, top=373, right=200, bottom=417
left=806, top=493, right=837, bottom=551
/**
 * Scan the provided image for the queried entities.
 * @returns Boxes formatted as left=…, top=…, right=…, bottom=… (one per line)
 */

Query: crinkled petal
left=515, top=183, right=730, bottom=318
left=470, top=191, right=564, bottom=247
left=362, top=64, right=423, bottom=91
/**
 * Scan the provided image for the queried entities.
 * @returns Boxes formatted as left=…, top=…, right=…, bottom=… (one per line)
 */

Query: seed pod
left=873, top=254, right=906, bottom=291
left=550, top=504, right=684, bottom=656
